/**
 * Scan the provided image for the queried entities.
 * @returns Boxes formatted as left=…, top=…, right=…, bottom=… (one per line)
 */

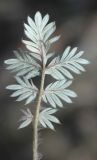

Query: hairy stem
left=33, top=66, right=45, bottom=160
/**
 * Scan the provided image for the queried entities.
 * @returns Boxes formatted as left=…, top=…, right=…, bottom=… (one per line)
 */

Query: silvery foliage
left=5, top=49, right=41, bottom=79
left=4, top=12, right=89, bottom=130
left=42, top=80, right=77, bottom=108
left=6, top=77, right=38, bottom=105
left=18, top=108, right=33, bottom=129
left=39, top=108, right=60, bottom=130
left=46, top=46, right=89, bottom=80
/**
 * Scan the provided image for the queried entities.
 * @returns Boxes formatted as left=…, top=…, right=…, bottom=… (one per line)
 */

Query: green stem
left=32, top=66, right=45, bottom=160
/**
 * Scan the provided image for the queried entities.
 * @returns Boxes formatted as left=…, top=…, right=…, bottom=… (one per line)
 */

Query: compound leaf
left=42, top=80, right=77, bottom=108
left=6, top=77, right=38, bottom=105
left=4, top=49, right=41, bottom=79
left=39, top=108, right=60, bottom=130
left=18, top=108, right=33, bottom=129
left=46, top=46, right=90, bottom=80
left=23, top=12, right=60, bottom=61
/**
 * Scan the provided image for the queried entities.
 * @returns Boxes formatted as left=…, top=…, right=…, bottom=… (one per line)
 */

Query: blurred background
left=0, top=0, right=97, bottom=160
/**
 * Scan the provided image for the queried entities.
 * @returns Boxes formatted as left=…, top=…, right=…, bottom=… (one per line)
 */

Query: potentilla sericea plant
left=4, top=12, right=89, bottom=160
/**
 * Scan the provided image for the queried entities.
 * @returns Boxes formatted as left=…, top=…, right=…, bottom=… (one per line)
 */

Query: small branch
left=32, top=65, right=45, bottom=160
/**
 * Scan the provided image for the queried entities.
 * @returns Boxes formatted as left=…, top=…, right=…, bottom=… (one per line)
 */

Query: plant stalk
left=32, top=66, right=45, bottom=160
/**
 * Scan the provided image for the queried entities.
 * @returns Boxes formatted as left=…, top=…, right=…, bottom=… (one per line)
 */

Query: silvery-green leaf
left=44, top=25, right=56, bottom=42
left=64, top=64, right=81, bottom=74
left=47, top=115, right=60, bottom=123
left=42, top=94, right=47, bottom=103
left=18, top=108, right=33, bottom=129
left=39, top=108, right=60, bottom=130
left=5, top=59, right=19, bottom=64
left=46, top=46, right=90, bottom=80
left=51, top=69, right=65, bottom=80
left=63, top=89, right=77, bottom=97
left=6, top=85, right=23, bottom=90
left=27, top=16, right=37, bottom=33
left=22, top=40, right=38, bottom=49
left=52, top=94, right=63, bottom=107
left=43, top=22, right=55, bottom=37
left=49, top=35, right=60, bottom=44
left=76, top=58, right=89, bottom=64
left=26, top=70, right=39, bottom=79
left=47, top=52, right=54, bottom=60
left=26, top=45, right=40, bottom=54
left=28, top=52, right=41, bottom=61
left=11, top=88, right=29, bottom=97
left=44, top=118, right=55, bottom=130
left=24, top=30, right=37, bottom=43
left=62, top=80, right=72, bottom=88
left=42, top=80, right=77, bottom=108
left=35, top=11, right=42, bottom=28
left=65, top=47, right=78, bottom=60
left=61, top=46, right=71, bottom=61
left=4, top=49, right=41, bottom=78
left=57, top=67, right=73, bottom=79
left=24, top=12, right=58, bottom=57
left=46, top=108, right=58, bottom=114
left=6, top=77, right=38, bottom=105
left=56, top=93, right=72, bottom=103
left=18, top=118, right=32, bottom=129
left=25, top=94, right=36, bottom=105
left=16, top=92, right=32, bottom=101
left=24, top=23, right=37, bottom=40
left=45, top=94, right=56, bottom=108
left=41, top=14, right=49, bottom=31
left=6, top=63, right=22, bottom=70
left=72, top=51, right=84, bottom=59
left=16, top=67, right=33, bottom=76
left=15, top=76, right=26, bottom=86
left=71, top=62, right=85, bottom=72
left=39, top=117, right=47, bottom=128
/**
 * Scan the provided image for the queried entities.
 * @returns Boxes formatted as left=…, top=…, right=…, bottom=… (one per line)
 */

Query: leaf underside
left=6, top=77, right=38, bottom=105
left=18, top=108, right=33, bottom=129
left=42, top=80, right=77, bottom=108
left=46, top=46, right=89, bottom=80
left=4, top=49, right=40, bottom=79
left=39, top=108, right=60, bottom=130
